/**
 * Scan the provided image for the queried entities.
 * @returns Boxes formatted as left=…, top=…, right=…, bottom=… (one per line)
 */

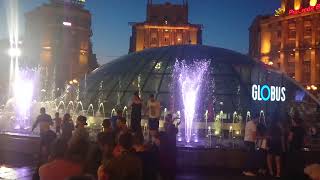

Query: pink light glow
left=13, top=69, right=37, bottom=127
left=174, top=60, right=210, bottom=142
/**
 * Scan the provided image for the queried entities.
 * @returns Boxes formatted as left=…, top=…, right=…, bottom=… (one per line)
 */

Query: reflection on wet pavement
left=0, top=165, right=34, bottom=180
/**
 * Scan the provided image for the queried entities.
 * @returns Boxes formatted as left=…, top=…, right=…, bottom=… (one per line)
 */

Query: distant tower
left=24, top=0, right=98, bottom=93
left=129, top=0, right=202, bottom=53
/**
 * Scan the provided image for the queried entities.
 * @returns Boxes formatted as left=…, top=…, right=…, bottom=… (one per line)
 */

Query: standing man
left=32, top=107, right=54, bottom=139
left=53, top=112, right=62, bottom=135
left=32, top=107, right=54, bottom=163
left=146, top=94, right=161, bottom=138
left=242, top=113, right=258, bottom=176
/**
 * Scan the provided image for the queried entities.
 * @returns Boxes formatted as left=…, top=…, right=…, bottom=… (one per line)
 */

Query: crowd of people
left=242, top=113, right=308, bottom=178
left=30, top=91, right=318, bottom=180
left=31, top=93, right=178, bottom=180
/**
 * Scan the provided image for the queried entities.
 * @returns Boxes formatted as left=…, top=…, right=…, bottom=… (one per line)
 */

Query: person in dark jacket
left=106, top=133, right=142, bottom=180
left=267, top=121, right=284, bottom=178
left=159, top=114, right=178, bottom=180
left=132, top=132, right=157, bottom=180
left=61, top=113, right=74, bottom=141
left=130, top=91, right=142, bottom=134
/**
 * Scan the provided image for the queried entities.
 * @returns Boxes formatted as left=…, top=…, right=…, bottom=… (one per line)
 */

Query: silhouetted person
left=96, top=120, right=117, bottom=180
left=106, top=133, right=142, bottom=180
left=133, top=132, right=157, bottom=180
left=111, top=109, right=123, bottom=130
left=86, top=119, right=115, bottom=178
left=131, top=91, right=142, bottom=134
left=243, top=114, right=258, bottom=176
left=98, top=118, right=115, bottom=146
left=289, top=118, right=305, bottom=152
left=267, top=121, right=284, bottom=178
left=32, top=107, right=55, bottom=163
left=286, top=117, right=306, bottom=179
left=39, top=138, right=84, bottom=180
left=61, top=113, right=74, bottom=142
left=53, top=112, right=62, bottom=134
left=69, top=115, right=89, bottom=146
left=32, top=107, right=53, bottom=136
left=159, top=114, right=178, bottom=180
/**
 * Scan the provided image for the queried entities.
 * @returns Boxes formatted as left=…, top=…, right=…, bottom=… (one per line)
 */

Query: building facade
left=249, top=0, right=320, bottom=89
left=129, top=0, right=202, bottom=53
left=24, top=0, right=98, bottom=95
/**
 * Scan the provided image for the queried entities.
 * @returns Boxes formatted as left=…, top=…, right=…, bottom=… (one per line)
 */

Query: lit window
left=310, top=0, right=317, bottom=6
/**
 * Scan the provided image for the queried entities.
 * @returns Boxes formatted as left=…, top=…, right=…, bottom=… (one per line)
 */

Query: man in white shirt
left=244, top=116, right=257, bottom=149
left=146, top=94, right=161, bottom=137
left=243, top=113, right=258, bottom=177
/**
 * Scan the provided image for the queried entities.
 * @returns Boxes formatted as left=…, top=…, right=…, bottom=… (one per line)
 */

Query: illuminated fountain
left=1, top=0, right=41, bottom=131
left=12, top=69, right=39, bottom=129
left=174, top=60, right=210, bottom=143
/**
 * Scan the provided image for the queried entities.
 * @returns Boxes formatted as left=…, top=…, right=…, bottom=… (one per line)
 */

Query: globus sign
left=252, top=84, right=286, bottom=102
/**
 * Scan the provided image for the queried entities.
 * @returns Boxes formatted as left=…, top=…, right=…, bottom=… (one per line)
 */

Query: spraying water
left=13, top=69, right=38, bottom=129
left=174, top=60, right=210, bottom=143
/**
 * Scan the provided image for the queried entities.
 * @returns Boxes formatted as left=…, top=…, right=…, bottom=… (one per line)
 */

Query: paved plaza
left=0, top=164, right=295, bottom=180
left=0, top=165, right=35, bottom=180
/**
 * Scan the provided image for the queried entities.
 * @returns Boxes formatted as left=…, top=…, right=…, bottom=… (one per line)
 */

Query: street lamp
left=8, top=47, right=21, bottom=57
left=69, top=79, right=78, bottom=85
left=311, top=85, right=318, bottom=91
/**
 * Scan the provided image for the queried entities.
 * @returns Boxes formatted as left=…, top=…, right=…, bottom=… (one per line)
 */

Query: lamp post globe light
left=8, top=47, right=21, bottom=57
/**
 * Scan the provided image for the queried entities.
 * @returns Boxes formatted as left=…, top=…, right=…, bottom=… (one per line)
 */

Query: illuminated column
left=311, top=15, right=320, bottom=84
left=260, top=24, right=271, bottom=63
left=295, top=18, right=303, bottom=82
left=294, top=0, right=302, bottom=10
left=281, top=0, right=287, bottom=10
left=280, top=20, right=288, bottom=72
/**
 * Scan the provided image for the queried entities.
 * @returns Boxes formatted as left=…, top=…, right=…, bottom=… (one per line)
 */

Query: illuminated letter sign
left=252, top=84, right=286, bottom=102
left=289, top=4, right=320, bottom=15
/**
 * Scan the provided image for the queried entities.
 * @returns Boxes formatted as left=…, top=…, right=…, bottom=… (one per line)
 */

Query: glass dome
left=80, top=45, right=320, bottom=124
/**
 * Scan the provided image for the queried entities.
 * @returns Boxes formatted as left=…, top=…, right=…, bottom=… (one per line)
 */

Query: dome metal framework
left=80, top=45, right=320, bottom=123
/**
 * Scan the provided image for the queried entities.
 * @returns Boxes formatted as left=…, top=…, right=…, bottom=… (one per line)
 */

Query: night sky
left=0, top=0, right=280, bottom=64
